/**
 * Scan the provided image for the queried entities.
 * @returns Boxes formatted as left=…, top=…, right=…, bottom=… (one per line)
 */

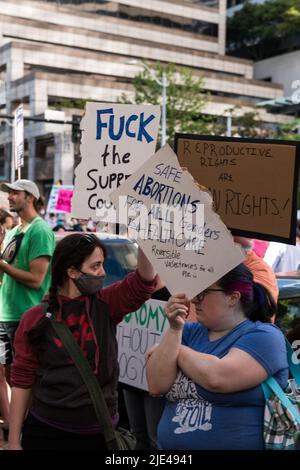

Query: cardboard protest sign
left=55, top=189, right=73, bottom=213
left=47, top=185, right=74, bottom=214
left=110, top=144, right=244, bottom=299
left=117, top=299, right=167, bottom=391
left=175, top=134, right=300, bottom=244
left=71, top=102, right=160, bottom=221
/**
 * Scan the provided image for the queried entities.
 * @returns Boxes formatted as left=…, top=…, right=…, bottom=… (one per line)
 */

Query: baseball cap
left=0, top=179, right=40, bottom=199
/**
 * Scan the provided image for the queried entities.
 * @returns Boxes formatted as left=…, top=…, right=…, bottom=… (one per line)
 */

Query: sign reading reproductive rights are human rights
left=71, top=102, right=160, bottom=221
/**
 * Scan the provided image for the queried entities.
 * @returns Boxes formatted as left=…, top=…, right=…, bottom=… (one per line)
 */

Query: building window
left=37, top=1, right=218, bottom=38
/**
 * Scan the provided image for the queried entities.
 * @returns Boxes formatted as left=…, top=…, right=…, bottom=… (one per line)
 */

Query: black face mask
left=1, top=233, right=25, bottom=264
left=73, top=271, right=105, bottom=296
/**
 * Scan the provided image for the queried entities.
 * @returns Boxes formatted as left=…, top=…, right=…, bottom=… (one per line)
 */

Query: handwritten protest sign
left=71, top=102, right=160, bottom=221
left=55, top=189, right=73, bottom=213
left=110, top=144, right=244, bottom=299
left=175, top=134, right=300, bottom=244
left=117, top=299, right=167, bottom=391
left=46, top=185, right=74, bottom=214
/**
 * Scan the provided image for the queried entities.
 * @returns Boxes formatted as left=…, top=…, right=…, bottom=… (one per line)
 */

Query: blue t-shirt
left=157, top=320, right=288, bottom=450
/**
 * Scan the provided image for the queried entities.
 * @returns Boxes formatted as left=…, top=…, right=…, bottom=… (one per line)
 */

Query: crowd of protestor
left=0, top=179, right=299, bottom=451
left=0, top=206, right=98, bottom=235
left=43, top=213, right=98, bottom=233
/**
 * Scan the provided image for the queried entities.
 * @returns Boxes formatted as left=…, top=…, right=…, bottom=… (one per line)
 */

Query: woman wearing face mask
left=7, top=233, right=157, bottom=450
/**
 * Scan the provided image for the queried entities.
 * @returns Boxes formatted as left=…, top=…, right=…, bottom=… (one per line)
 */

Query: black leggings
left=22, top=414, right=107, bottom=451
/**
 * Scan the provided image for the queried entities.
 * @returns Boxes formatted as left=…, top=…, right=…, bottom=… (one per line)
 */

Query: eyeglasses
left=195, top=288, right=226, bottom=303
left=74, top=233, right=98, bottom=249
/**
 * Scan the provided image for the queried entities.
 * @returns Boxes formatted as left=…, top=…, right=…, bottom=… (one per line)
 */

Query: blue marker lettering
left=96, top=108, right=113, bottom=140
left=109, top=115, right=125, bottom=141
left=125, top=114, right=138, bottom=138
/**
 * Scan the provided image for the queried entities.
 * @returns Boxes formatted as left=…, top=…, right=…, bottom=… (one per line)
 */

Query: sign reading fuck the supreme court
left=71, top=102, right=160, bottom=221
left=175, top=134, right=300, bottom=244
left=110, top=144, right=244, bottom=299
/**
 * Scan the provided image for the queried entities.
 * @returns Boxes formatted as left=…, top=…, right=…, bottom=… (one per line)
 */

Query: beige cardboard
left=110, top=144, right=244, bottom=299
left=71, top=102, right=160, bottom=220
left=177, top=137, right=297, bottom=239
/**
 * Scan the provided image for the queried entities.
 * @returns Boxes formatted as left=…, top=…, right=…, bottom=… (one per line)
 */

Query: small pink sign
left=55, top=189, right=73, bottom=213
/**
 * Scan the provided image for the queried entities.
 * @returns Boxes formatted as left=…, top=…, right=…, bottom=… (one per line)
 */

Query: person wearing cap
left=0, top=180, right=55, bottom=394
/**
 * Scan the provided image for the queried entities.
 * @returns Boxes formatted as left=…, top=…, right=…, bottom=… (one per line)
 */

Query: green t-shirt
left=0, top=217, right=55, bottom=322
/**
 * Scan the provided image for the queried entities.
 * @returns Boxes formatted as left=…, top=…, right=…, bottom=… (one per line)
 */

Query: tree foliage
left=119, top=61, right=214, bottom=146
left=53, top=98, right=86, bottom=110
left=227, top=0, right=300, bottom=60
left=221, top=106, right=300, bottom=142
left=213, top=106, right=265, bottom=138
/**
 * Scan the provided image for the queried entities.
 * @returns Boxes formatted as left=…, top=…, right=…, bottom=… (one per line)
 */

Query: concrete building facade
left=0, top=0, right=288, bottom=190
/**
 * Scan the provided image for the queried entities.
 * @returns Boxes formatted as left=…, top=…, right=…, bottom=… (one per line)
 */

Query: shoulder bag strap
left=41, top=302, right=119, bottom=450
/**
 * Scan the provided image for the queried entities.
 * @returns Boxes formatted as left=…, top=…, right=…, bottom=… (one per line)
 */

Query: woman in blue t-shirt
left=146, top=263, right=288, bottom=450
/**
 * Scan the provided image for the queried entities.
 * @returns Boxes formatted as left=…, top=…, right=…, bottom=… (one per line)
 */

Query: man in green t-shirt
left=0, top=180, right=55, bottom=379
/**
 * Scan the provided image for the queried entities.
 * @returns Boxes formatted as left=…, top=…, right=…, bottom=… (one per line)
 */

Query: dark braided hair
left=27, top=233, right=107, bottom=350
left=217, top=263, right=276, bottom=323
